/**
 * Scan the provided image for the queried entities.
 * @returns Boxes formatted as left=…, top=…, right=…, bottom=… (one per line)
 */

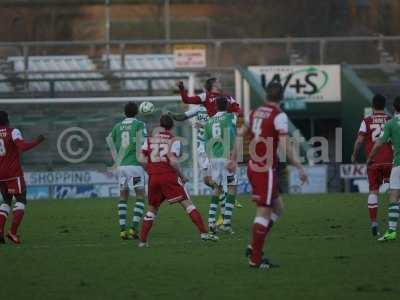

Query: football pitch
left=1, top=194, right=399, bottom=300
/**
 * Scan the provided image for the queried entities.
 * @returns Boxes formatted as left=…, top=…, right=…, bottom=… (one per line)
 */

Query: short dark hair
left=160, top=114, right=174, bottom=130
left=394, top=96, right=400, bottom=113
left=266, top=82, right=284, bottom=102
left=205, top=77, right=217, bottom=92
left=124, top=102, right=138, bottom=118
left=216, top=96, right=228, bottom=111
left=372, top=94, right=386, bottom=110
left=0, top=111, right=9, bottom=126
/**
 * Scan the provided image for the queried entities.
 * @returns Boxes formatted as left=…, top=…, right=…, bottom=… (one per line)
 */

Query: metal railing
left=0, top=67, right=235, bottom=98
left=1, top=35, right=400, bottom=67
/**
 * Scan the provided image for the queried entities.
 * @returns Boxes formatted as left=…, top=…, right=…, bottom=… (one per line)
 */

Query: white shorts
left=389, top=166, right=400, bottom=189
left=118, top=165, right=145, bottom=190
left=210, top=159, right=237, bottom=187
left=198, top=152, right=211, bottom=178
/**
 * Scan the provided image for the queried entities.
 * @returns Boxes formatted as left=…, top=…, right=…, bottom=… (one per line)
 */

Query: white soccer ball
left=139, top=101, right=155, bottom=115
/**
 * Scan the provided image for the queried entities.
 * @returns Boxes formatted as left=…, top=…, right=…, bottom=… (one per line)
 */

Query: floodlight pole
left=105, top=0, right=111, bottom=70
left=164, top=0, right=171, bottom=52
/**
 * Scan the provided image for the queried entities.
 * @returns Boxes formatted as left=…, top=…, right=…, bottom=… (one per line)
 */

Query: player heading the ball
left=177, top=77, right=241, bottom=117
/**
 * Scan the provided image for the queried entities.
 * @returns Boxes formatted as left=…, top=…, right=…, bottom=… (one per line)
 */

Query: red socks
left=11, top=210, right=25, bottom=235
left=250, top=217, right=270, bottom=265
left=0, top=214, right=7, bottom=234
left=140, top=212, right=155, bottom=242
left=368, top=194, right=378, bottom=223
left=0, top=204, right=11, bottom=235
left=187, top=205, right=207, bottom=234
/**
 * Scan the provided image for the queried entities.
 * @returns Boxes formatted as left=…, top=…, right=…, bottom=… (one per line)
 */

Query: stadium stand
left=0, top=74, right=13, bottom=93
left=105, top=54, right=190, bottom=91
left=7, top=55, right=110, bottom=92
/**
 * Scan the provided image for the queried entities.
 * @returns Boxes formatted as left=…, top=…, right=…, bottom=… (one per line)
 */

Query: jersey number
left=150, top=143, right=169, bottom=162
left=371, top=124, right=385, bottom=141
left=121, top=131, right=130, bottom=148
left=0, top=139, right=6, bottom=156
left=252, top=118, right=263, bottom=138
left=212, top=123, right=221, bottom=138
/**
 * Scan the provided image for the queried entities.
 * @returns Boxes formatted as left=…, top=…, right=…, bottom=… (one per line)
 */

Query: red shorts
left=247, top=167, right=279, bottom=207
left=148, top=172, right=189, bottom=208
left=367, top=164, right=392, bottom=192
left=0, top=176, right=26, bottom=196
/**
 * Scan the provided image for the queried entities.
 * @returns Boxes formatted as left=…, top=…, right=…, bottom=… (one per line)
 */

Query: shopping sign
left=174, top=44, right=207, bottom=68
left=249, top=65, right=341, bottom=102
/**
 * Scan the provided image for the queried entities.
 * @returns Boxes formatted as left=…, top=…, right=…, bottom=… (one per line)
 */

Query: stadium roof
left=0, top=0, right=224, bottom=5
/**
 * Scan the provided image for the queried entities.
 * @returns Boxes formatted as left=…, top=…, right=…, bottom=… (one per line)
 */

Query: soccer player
left=107, top=102, right=147, bottom=240
left=177, top=78, right=241, bottom=117
left=351, top=94, right=393, bottom=236
left=204, top=96, right=238, bottom=234
left=241, top=82, right=307, bottom=268
left=0, top=111, right=45, bottom=244
left=168, top=105, right=230, bottom=230
left=168, top=104, right=211, bottom=185
left=176, top=77, right=243, bottom=210
left=367, top=96, right=400, bottom=242
left=138, top=115, right=218, bottom=247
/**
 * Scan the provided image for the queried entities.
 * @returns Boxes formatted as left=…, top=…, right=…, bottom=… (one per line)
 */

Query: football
left=139, top=101, right=155, bottom=115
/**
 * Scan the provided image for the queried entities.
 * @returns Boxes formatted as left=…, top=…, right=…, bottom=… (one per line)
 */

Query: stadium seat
left=104, top=54, right=190, bottom=91
left=7, top=55, right=110, bottom=92
left=0, top=74, right=13, bottom=93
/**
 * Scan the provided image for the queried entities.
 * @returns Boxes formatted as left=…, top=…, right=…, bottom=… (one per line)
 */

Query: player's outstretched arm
left=177, top=81, right=202, bottom=105
left=15, top=134, right=45, bottom=152
left=167, top=111, right=191, bottom=122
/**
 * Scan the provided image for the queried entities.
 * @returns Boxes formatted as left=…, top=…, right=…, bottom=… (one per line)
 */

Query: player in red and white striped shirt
left=0, top=111, right=45, bottom=244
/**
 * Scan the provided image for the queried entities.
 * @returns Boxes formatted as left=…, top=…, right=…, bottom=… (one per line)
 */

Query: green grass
left=1, top=194, right=399, bottom=300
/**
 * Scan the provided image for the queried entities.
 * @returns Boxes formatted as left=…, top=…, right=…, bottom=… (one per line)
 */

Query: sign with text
left=174, top=44, right=207, bottom=68
left=249, top=65, right=341, bottom=102
left=340, top=164, right=367, bottom=178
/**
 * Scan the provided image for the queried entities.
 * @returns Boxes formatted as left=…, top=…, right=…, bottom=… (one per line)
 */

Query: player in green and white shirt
left=169, top=104, right=210, bottom=169
left=107, top=102, right=147, bottom=240
left=368, top=96, right=400, bottom=241
left=169, top=105, right=211, bottom=175
left=169, top=105, right=232, bottom=225
left=204, top=96, right=238, bottom=234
